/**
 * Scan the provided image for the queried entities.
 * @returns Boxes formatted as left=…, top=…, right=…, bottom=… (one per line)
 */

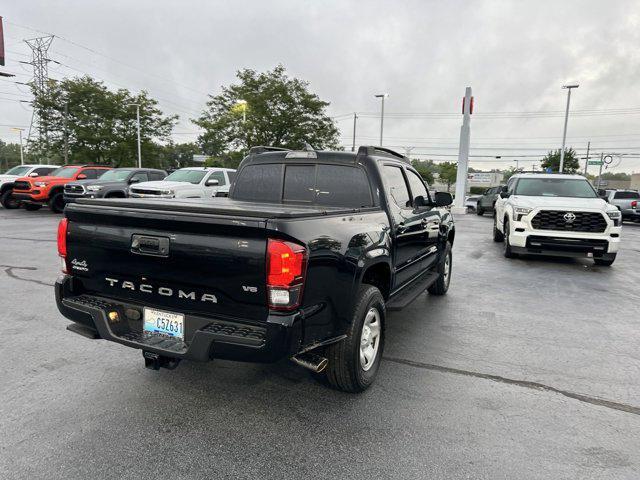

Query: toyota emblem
left=563, top=212, right=576, bottom=223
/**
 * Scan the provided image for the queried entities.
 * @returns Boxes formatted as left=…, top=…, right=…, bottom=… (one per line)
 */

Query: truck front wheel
left=0, top=190, right=19, bottom=209
left=322, top=285, right=385, bottom=393
left=49, top=192, right=65, bottom=213
left=428, top=241, right=452, bottom=295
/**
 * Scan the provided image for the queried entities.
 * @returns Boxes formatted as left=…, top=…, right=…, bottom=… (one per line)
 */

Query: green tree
left=600, top=172, right=630, bottom=181
left=0, top=140, right=22, bottom=171
left=541, top=148, right=580, bottom=173
left=503, top=166, right=523, bottom=182
left=30, top=76, right=177, bottom=166
left=438, top=162, right=457, bottom=192
left=411, top=159, right=435, bottom=184
left=194, top=65, right=340, bottom=157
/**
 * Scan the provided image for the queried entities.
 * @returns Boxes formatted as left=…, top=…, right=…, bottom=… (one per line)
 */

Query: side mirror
left=414, top=195, right=428, bottom=208
left=206, top=179, right=220, bottom=186
left=77, top=173, right=87, bottom=180
left=29, top=172, right=39, bottom=177
left=434, top=191, right=453, bottom=207
left=499, top=186, right=510, bottom=198
left=129, top=177, right=141, bottom=184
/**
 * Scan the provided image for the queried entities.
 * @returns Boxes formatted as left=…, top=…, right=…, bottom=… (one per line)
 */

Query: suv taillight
left=57, top=218, right=68, bottom=273
left=266, top=239, right=308, bottom=311
left=632, top=200, right=637, bottom=208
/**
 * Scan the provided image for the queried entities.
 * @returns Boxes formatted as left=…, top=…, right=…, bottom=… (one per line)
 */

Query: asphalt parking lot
left=1, top=208, right=639, bottom=479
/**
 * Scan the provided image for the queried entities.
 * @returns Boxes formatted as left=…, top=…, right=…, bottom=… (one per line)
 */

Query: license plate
left=143, top=307, right=185, bottom=339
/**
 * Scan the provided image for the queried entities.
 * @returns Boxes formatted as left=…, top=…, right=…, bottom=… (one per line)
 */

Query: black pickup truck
left=55, top=146, right=455, bottom=392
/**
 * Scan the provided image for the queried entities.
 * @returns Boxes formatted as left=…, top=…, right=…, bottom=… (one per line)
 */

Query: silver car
left=605, top=189, right=640, bottom=223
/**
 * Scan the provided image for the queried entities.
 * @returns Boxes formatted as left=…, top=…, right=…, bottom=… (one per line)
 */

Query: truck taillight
left=266, top=239, right=307, bottom=311
left=57, top=218, right=68, bottom=273
left=632, top=200, right=637, bottom=208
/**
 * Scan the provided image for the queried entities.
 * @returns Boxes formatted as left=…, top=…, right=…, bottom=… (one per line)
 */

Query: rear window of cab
left=233, top=163, right=374, bottom=208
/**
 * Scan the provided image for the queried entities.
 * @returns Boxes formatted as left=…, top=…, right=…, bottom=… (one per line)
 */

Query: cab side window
left=405, top=169, right=429, bottom=203
left=207, top=171, right=227, bottom=185
left=80, top=169, right=99, bottom=179
left=130, top=172, right=148, bottom=183
left=149, top=171, right=166, bottom=181
left=382, top=165, right=411, bottom=209
left=507, top=178, right=517, bottom=194
left=33, top=167, right=56, bottom=176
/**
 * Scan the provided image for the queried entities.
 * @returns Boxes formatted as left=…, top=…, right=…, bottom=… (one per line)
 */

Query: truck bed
left=72, top=197, right=371, bottom=219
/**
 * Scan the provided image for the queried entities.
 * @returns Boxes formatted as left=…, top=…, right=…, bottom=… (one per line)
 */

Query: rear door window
left=233, top=164, right=283, bottom=202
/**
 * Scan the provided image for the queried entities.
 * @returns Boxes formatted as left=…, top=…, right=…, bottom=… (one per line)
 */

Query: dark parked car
left=63, top=168, right=167, bottom=203
left=476, top=185, right=503, bottom=216
left=55, top=146, right=455, bottom=393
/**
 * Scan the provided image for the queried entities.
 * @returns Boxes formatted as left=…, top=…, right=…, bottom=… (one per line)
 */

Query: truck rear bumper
left=55, top=275, right=303, bottom=363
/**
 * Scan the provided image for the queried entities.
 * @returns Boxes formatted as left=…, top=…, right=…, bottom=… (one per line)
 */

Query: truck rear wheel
left=322, top=285, right=385, bottom=393
left=0, top=190, right=19, bottom=209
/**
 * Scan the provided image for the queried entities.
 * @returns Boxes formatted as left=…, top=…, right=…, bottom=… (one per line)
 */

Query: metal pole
left=63, top=101, right=69, bottom=164
left=19, top=130, right=24, bottom=165
left=351, top=113, right=357, bottom=152
left=379, top=96, right=385, bottom=146
left=596, top=153, right=604, bottom=190
left=560, top=87, right=573, bottom=173
left=583, top=141, right=590, bottom=175
left=135, top=105, right=142, bottom=168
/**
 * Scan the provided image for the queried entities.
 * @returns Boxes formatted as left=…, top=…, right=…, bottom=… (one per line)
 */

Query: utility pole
left=583, top=141, right=590, bottom=175
left=596, top=153, right=604, bottom=190
left=452, top=87, right=473, bottom=214
left=128, top=103, right=142, bottom=168
left=559, top=83, right=579, bottom=173
left=63, top=101, right=69, bottom=164
left=24, top=35, right=54, bottom=162
left=374, top=94, right=388, bottom=146
left=351, top=112, right=358, bottom=151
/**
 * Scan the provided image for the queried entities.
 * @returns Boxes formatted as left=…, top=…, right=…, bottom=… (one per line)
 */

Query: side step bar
left=386, top=272, right=440, bottom=311
left=66, top=323, right=100, bottom=339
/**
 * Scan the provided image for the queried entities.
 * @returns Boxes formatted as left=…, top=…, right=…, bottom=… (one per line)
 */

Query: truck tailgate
left=64, top=202, right=271, bottom=321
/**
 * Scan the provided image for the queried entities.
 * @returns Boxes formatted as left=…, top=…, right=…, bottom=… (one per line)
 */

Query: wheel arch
left=360, top=260, right=392, bottom=301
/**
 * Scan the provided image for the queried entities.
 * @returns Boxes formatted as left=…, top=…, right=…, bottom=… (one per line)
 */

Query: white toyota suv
left=493, top=173, right=622, bottom=266
left=129, top=167, right=235, bottom=199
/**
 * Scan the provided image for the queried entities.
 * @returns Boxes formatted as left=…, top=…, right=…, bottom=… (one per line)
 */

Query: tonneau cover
left=71, top=197, right=370, bottom=219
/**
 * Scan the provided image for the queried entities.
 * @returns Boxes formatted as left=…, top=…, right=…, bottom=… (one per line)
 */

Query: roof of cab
left=244, top=145, right=410, bottom=166
left=510, top=173, right=586, bottom=180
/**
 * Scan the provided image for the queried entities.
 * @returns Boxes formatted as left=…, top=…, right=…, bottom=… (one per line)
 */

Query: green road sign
left=588, top=161, right=603, bottom=165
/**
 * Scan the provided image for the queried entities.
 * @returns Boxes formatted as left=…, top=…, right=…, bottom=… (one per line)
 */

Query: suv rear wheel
left=0, top=190, right=19, bottom=209
left=321, top=285, right=385, bottom=393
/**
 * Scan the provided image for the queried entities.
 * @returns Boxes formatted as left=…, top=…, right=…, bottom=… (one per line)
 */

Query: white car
left=129, top=167, right=236, bottom=199
left=493, top=173, right=622, bottom=266
left=0, top=164, right=58, bottom=209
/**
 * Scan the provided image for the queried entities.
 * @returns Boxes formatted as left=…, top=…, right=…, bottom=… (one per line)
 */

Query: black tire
left=321, top=285, right=385, bottom=393
left=24, top=203, right=42, bottom=211
left=0, top=189, right=19, bottom=209
left=493, top=214, right=504, bottom=242
left=428, top=241, right=452, bottom=295
left=49, top=192, right=65, bottom=213
left=503, top=218, right=517, bottom=258
left=476, top=206, right=485, bottom=216
left=594, top=255, right=616, bottom=266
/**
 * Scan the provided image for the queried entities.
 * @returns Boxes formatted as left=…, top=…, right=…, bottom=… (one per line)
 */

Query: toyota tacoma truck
left=493, top=173, right=622, bottom=265
left=12, top=164, right=112, bottom=212
left=0, top=164, right=57, bottom=209
left=129, top=167, right=235, bottom=199
left=64, top=168, right=167, bottom=203
left=55, top=146, right=454, bottom=392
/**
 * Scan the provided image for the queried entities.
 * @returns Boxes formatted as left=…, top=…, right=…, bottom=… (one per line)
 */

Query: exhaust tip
left=291, top=352, right=328, bottom=373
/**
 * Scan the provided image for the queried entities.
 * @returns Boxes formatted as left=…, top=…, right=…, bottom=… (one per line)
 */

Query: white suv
left=0, top=164, right=58, bottom=209
left=493, top=174, right=622, bottom=266
left=129, top=167, right=235, bottom=199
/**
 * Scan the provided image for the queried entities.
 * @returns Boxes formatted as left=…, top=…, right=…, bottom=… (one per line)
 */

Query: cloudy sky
left=2, top=0, right=640, bottom=172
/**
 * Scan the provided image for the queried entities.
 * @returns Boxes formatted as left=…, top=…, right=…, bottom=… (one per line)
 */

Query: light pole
left=11, top=128, right=25, bottom=165
left=559, top=83, right=579, bottom=173
left=127, top=103, right=142, bottom=168
left=514, top=159, right=519, bottom=171
left=374, top=93, right=388, bottom=146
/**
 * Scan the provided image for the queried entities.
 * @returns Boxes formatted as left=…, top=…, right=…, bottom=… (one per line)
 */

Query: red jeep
left=12, top=165, right=111, bottom=213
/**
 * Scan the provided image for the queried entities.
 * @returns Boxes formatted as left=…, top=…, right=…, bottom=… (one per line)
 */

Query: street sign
left=588, top=161, right=603, bottom=165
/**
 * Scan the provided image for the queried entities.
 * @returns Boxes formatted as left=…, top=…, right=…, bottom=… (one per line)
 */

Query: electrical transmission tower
left=24, top=35, right=54, bottom=161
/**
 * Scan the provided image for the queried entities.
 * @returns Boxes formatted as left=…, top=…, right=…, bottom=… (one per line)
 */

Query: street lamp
left=127, top=103, right=142, bottom=168
left=374, top=93, right=388, bottom=146
left=559, top=83, right=579, bottom=173
left=11, top=128, right=25, bottom=165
